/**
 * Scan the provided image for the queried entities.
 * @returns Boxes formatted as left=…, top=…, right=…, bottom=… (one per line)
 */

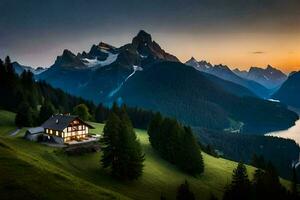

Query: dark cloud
left=252, top=51, right=265, bottom=54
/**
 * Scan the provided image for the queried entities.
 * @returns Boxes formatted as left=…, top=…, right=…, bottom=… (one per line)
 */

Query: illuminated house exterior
left=42, top=114, right=94, bottom=144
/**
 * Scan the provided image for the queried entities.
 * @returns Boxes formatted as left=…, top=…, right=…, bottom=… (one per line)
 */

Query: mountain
left=272, top=71, right=300, bottom=108
left=185, top=57, right=270, bottom=98
left=116, top=61, right=298, bottom=134
left=202, top=73, right=256, bottom=98
left=37, top=30, right=180, bottom=103
left=233, top=65, right=287, bottom=90
left=12, top=62, right=46, bottom=75
left=37, top=31, right=298, bottom=133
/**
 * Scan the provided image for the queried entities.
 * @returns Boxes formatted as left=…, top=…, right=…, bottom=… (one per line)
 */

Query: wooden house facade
left=42, top=114, right=94, bottom=144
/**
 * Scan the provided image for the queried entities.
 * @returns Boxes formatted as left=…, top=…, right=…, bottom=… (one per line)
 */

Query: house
left=24, top=127, right=44, bottom=141
left=41, top=114, right=95, bottom=144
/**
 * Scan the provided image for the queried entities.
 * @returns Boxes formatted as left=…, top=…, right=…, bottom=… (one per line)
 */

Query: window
left=50, top=130, right=52, bottom=134
left=68, top=127, right=71, bottom=132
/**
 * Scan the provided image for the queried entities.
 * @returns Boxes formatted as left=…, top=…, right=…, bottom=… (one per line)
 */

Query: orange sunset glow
left=157, top=32, right=300, bottom=74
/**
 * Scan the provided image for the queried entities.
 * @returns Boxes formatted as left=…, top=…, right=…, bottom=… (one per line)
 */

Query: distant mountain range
left=12, top=30, right=298, bottom=133
left=272, top=71, right=300, bottom=108
left=233, top=65, right=287, bottom=90
left=185, top=57, right=270, bottom=98
left=12, top=62, right=46, bottom=75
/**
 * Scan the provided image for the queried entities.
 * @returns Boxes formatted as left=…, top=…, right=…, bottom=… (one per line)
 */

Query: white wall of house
left=44, top=120, right=91, bottom=144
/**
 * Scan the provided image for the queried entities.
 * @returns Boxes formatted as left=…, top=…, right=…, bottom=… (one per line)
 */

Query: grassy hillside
left=0, top=110, right=291, bottom=200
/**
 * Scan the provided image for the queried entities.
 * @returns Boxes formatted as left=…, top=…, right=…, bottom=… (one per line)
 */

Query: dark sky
left=1, top=0, right=300, bottom=72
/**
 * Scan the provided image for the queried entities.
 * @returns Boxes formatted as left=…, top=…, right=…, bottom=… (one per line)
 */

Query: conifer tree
left=176, top=180, right=195, bottom=200
left=252, top=162, right=291, bottom=200
left=95, top=103, right=109, bottom=123
left=160, top=193, right=167, bottom=200
left=223, top=162, right=252, bottom=200
left=101, top=112, right=122, bottom=170
left=148, top=114, right=204, bottom=175
left=209, top=193, right=218, bottom=200
left=178, top=126, right=204, bottom=175
left=15, top=101, right=36, bottom=127
left=39, top=100, right=56, bottom=123
left=100, top=105, right=144, bottom=180
left=292, top=166, right=299, bottom=198
left=148, top=112, right=163, bottom=148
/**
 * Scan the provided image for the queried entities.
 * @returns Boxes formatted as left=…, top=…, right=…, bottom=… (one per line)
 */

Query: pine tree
left=232, top=162, right=250, bottom=186
left=101, top=112, right=122, bottom=170
left=251, top=153, right=266, bottom=169
left=223, top=162, right=252, bottom=200
left=178, top=126, right=204, bottom=175
left=148, top=115, right=204, bottom=175
left=116, top=105, right=144, bottom=180
left=15, top=101, right=36, bottom=127
left=252, top=168, right=266, bottom=200
left=148, top=112, right=163, bottom=148
left=95, top=103, right=109, bottom=123
left=252, top=162, right=291, bottom=200
left=176, top=180, right=195, bottom=200
left=209, top=193, right=218, bottom=200
left=160, top=193, right=167, bottom=200
left=4, top=56, right=15, bottom=76
left=39, top=100, right=56, bottom=123
left=292, top=166, right=299, bottom=198
left=100, top=106, right=144, bottom=180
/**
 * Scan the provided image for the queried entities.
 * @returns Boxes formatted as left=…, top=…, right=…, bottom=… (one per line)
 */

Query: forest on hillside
left=1, top=56, right=299, bottom=181
left=195, top=128, right=300, bottom=180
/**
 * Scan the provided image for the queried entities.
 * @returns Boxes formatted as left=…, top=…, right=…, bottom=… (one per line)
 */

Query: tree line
left=168, top=162, right=300, bottom=200
left=194, top=127, right=300, bottom=180
left=0, top=56, right=95, bottom=127
left=0, top=56, right=155, bottom=128
left=222, top=162, right=299, bottom=200
left=148, top=113, right=204, bottom=175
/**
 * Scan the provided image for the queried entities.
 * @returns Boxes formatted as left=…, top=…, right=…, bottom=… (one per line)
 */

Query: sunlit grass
left=0, top=110, right=292, bottom=200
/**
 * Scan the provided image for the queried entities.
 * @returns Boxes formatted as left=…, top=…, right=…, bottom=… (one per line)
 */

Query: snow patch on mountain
left=268, top=98, right=280, bottom=103
left=82, top=50, right=119, bottom=68
left=99, top=51, right=119, bottom=66
left=108, top=65, right=142, bottom=98
left=82, top=58, right=101, bottom=67
left=263, top=75, right=269, bottom=80
left=140, top=54, right=148, bottom=59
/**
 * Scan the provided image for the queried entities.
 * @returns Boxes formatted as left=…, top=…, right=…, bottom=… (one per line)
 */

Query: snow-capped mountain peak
left=12, top=62, right=47, bottom=75
left=234, top=65, right=287, bottom=89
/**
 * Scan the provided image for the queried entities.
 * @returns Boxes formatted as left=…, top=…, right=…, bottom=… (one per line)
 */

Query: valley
left=2, top=1, right=300, bottom=199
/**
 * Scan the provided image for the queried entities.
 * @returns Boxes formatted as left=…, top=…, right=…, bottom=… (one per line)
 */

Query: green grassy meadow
left=0, top=110, right=292, bottom=200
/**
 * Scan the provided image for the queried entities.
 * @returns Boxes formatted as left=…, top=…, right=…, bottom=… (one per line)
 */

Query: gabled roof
left=26, top=127, right=44, bottom=134
left=42, top=114, right=94, bottom=131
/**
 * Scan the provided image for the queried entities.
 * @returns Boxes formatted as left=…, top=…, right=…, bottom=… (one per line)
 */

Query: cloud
left=251, top=51, right=265, bottom=54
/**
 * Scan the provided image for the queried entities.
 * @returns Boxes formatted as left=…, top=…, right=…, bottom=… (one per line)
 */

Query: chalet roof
left=26, top=127, right=44, bottom=134
left=42, top=114, right=94, bottom=131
